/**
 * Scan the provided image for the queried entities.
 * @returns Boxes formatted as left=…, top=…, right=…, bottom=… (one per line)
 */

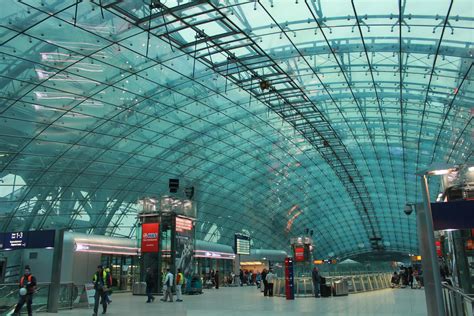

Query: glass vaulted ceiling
left=0, top=0, right=472, bottom=259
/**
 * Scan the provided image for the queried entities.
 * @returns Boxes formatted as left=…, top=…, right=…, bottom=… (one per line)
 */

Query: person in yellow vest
left=176, top=269, right=184, bottom=302
left=92, top=265, right=111, bottom=316
left=13, top=265, right=36, bottom=316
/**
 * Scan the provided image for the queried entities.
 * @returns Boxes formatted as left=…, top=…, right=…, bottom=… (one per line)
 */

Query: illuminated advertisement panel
left=141, top=223, right=159, bottom=253
left=294, top=247, right=305, bottom=262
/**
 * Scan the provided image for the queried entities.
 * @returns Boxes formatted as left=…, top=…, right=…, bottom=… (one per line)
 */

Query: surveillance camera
left=404, top=204, right=413, bottom=216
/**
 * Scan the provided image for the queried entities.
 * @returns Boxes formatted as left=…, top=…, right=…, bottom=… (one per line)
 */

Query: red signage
left=295, top=247, right=304, bottom=262
left=141, top=223, right=159, bottom=253
left=435, top=241, right=442, bottom=257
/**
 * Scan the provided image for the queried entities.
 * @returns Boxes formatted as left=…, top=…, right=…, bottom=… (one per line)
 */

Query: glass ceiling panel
left=0, top=0, right=472, bottom=259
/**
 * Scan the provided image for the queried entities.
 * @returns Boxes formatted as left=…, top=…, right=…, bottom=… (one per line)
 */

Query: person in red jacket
left=13, top=265, right=37, bottom=316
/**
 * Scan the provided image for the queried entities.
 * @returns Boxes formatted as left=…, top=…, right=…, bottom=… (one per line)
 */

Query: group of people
left=259, top=268, right=277, bottom=297
left=145, top=267, right=185, bottom=303
left=203, top=269, right=220, bottom=289
left=390, top=267, right=423, bottom=289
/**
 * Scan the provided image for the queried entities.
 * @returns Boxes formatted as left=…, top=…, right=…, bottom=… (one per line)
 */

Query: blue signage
left=0, top=230, right=55, bottom=250
left=5, top=231, right=28, bottom=249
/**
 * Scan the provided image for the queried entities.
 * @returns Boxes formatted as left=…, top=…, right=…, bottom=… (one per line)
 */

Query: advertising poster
left=175, top=216, right=194, bottom=277
left=294, top=247, right=305, bottom=262
left=141, top=223, right=159, bottom=253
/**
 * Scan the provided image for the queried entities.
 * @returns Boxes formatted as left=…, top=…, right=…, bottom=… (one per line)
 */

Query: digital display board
left=235, top=234, right=251, bottom=255
left=175, top=216, right=193, bottom=232
left=0, top=230, right=56, bottom=250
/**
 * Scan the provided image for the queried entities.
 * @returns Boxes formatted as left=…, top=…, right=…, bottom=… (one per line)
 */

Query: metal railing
left=0, top=282, right=89, bottom=315
left=442, top=283, right=474, bottom=316
left=273, top=272, right=392, bottom=297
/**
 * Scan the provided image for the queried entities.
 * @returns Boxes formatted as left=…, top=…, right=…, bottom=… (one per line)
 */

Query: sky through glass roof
left=0, top=0, right=472, bottom=259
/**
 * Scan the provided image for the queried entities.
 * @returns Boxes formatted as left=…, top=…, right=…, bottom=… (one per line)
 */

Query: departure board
left=235, top=234, right=251, bottom=255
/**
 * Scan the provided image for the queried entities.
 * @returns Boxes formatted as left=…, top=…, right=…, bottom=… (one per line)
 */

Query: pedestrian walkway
left=55, top=287, right=427, bottom=316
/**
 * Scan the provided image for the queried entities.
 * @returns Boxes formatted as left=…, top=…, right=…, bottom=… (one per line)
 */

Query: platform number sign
left=6, top=232, right=27, bottom=249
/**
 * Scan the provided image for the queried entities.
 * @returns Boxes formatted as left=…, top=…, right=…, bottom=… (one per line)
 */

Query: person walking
left=145, top=267, right=155, bottom=303
left=311, top=266, right=321, bottom=297
left=214, top=270, right=219, bottom=289
left=261, top=269, right=268, bottom=296
left=176, top=269, right=184, bottom=302
left=104, top=267, right=113, bottom=304
left=92, top=265, right=112, bottom=316
left=265, top=269, right=276, bottom=297
left=13, top=265, right=37, bottom=316
left=161, top=269, right=174, bottom=302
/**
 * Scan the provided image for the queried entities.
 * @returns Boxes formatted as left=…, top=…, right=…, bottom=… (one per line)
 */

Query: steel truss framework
left=0, top=0, right=472, bottom=259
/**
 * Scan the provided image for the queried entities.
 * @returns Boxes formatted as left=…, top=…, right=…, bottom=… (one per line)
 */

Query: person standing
left=261, top=269, right=268, bottom=296
left=214, top=270, right=219, bottom=289
left=161, top=269, right=174, bottom=302
left=145, top=268, right=155, bottom=303
left=311, top=266, right=321, bottom=297
left=92, top=265, right=111, bottom=316
left=176, top=269, right=184, bottom=302
left=239, top=269, right=244, bottom=286
left=265, top=269, right=275, bottom=297
left=13, top=265, right=36, bottom=316
left=104, top=267, right=113, bottom=304
left=408, top=267, right=414, bottom=289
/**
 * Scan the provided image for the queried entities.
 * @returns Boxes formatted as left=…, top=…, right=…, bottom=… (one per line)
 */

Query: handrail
left=442, top=283, right=474, bottom=302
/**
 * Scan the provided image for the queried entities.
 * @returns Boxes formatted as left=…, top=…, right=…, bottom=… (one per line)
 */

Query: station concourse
left=0, top=1, right=473, bottom=316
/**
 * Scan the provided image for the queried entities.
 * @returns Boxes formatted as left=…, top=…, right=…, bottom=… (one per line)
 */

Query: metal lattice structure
left=0, top=0, right=472, bottom=259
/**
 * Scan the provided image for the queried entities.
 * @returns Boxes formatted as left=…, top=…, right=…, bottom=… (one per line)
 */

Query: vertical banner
left=175, top=216, right=195, bottom=278
left=285, top=257, right=295, bottom=300
left=141, top=223, right=159, bottom=253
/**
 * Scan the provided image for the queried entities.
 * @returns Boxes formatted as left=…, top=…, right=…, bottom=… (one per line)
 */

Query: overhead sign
left=175, top=216, right=193, bottom=232
left=0, top=230, right=55, bottom=250
left=5, top=232, right=28, bottom=249
left=431, top=200, right=474, bottom=230
left=235, top=234, right=251, bottom=255
left=141, top=223, right=159, bottom=253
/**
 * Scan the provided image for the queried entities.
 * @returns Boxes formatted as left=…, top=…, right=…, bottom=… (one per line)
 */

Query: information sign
left=235, top=234, right=251, bottom=255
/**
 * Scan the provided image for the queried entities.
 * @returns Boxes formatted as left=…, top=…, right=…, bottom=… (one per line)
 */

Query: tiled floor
left=54, top=287, right=427, bottom=316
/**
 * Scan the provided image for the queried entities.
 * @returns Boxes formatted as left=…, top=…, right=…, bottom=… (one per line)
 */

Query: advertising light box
left=294, top=247, right=305, bottom=262
left=141, top=223, right=159, bottom=253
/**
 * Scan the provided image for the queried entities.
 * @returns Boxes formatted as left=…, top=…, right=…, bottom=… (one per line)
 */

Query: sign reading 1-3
left=6, top=232, right=28, bottom=249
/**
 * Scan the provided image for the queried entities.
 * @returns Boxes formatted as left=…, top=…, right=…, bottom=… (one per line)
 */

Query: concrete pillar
left=417, top=175, right=446, bottom=316
left=47, top=229, right=65, bottom=313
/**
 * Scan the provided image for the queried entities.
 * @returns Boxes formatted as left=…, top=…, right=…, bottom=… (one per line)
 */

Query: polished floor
left=55, top=287, right=427, bottom=316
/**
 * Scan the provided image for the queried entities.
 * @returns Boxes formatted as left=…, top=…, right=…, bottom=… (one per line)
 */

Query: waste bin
left=132, top=282, right=147, bottom=295
left=333, top=279, right=349, bottom=296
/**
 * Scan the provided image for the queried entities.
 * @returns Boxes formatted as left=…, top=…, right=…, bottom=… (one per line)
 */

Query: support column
left=47, top=229, right=65, bottom=313
left=418, top=175, right=446, bottom=316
